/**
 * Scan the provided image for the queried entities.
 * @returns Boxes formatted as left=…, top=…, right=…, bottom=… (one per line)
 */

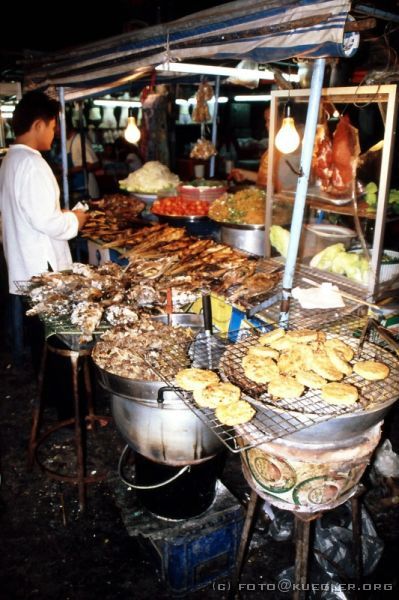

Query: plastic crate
left=146, top=482, right=244, bottom=596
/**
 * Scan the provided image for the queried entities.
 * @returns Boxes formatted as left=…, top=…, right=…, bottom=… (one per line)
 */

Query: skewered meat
left=93, top=317, right=194, bottom=380
left=228, top=272, right=282, bottom=302
left=70, top=302, right=103, bottom=342
left=104, top=305, right=138, bottom=326
left=26, top=295, right=71, bottom=316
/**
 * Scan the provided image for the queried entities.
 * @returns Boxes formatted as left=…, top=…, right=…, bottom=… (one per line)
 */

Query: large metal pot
left=97, top=368, right=223, bottom=466
left=221, top=222, right=265, bottom=256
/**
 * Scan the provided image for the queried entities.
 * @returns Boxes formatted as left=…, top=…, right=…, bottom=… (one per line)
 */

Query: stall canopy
left=24, top=0, right=355, bottom=99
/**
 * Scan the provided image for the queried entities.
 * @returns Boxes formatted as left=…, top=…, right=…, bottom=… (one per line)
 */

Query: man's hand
left=229, top=168, right=258, bottom=184
left=72, top=209, right=89, bottom=230
left=229, top=168, right=246, bottom=182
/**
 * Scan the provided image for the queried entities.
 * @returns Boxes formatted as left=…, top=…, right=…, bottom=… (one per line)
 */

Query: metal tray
left=153, top=213, right=210, bottom=223
left=126, top=192, right=158, bottom=202
left=281, top=186, right=353, bottom=205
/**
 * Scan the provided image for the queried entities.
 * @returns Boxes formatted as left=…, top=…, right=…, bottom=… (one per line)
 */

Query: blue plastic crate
left=147, top=483, right=244, bottom=596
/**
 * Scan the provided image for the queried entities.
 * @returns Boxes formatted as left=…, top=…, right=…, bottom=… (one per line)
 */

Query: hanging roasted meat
left=312, top=123, right=333, bottom=191
left=312, top=115, right=360, bottom=198
left=329, top=115, right=360, bottom=197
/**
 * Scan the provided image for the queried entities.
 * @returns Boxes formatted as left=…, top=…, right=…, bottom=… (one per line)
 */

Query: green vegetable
left=365, top=182, right=378, bottom=194
left=269, top=225, right=290, bottom=258
left=365, top=193, right=377, bottom=207
left=331, top=251, right=350, bottom=274
left=309, top=243, right=346, bottom=270
left=364, top=182, right=378, bottom=208
left=310, top=244, right=371, bottom=284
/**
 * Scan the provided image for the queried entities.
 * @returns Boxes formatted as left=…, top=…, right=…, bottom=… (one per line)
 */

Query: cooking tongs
left=358, top=317, right=399, bottom=358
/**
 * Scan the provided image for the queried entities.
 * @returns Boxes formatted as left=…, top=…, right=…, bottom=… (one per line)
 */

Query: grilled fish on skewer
left=228, top=272, right=282, bottom=302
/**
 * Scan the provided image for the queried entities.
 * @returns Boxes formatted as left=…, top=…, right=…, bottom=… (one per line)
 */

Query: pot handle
left=118, top=445, right=190, bottom=490
left=157, top=385, right=176, bottom=408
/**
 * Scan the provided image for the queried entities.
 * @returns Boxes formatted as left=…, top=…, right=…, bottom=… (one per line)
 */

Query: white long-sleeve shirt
left=0, top=144, right=79, bottom=294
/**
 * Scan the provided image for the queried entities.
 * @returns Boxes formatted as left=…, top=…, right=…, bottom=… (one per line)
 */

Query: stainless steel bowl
left=220, top=222, right=265, bottom=256
left=96, top=367, right=223, bottom=466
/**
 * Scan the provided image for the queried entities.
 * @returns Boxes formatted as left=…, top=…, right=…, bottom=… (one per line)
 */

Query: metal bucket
left=221, top=223, right=265, bottom=256
left=97, top=368, right=223, bottom=466
left=133, top=451, right=225, bottom=520
left=241, top=423, right=382, bottom=513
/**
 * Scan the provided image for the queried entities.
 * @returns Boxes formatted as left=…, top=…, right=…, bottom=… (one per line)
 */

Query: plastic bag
left=314, top=501, right=384, bottom=579
left=372, top=439, right=399, bottom=479
left=276, top=500, right=383, bottom=600
left=267, top=507, right=294, bottom=542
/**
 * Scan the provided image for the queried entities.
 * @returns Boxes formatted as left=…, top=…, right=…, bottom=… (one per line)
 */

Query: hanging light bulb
left=275, top=102, right=300, bottom=154
left=124, top=108, right=141, bottom=144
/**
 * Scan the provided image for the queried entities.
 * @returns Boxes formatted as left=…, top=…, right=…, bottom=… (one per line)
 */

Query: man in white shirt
left=0, top=90, right=88, bottom=367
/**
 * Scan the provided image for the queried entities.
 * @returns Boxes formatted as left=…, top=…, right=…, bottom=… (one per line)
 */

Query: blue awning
left=24, top=0, right=355, bottom=97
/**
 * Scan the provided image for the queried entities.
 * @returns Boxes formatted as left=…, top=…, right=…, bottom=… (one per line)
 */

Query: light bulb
left=124, top=109, right=140, bottom=144
left=275, top=103, right=300, bottom=154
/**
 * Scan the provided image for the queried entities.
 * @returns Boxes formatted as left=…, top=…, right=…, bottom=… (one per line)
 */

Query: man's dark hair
left=12, top=90, right=60, bottom=136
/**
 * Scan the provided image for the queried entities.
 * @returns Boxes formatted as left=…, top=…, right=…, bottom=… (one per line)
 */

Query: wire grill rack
left=239, top=258, right=368, bottom=329
left=138, top=317, right=399, bottom=453
left=14, top=281, right=111, bottom=350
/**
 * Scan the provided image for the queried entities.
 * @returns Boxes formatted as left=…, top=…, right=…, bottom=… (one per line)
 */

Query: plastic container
left=178, top=184, right=226, bottom=203
left=379, top=249, right=399, bottom=283
left=300, top=223, right=357, bottom=258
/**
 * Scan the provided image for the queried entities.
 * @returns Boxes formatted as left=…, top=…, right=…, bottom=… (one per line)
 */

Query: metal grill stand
left=27, top=336, right=111, bottom=511
left=230, top=485, right=365, bottom=600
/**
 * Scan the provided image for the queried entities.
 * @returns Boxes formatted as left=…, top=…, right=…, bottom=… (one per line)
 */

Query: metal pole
left=279, top=58, right=326, bottom=327
left=209, top=75, right=220, bottom=178
left=78, top=102, right=89, bottom=199
left=58, top=87, right=70, bottom=209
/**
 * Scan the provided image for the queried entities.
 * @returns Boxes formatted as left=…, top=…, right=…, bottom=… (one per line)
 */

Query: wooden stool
left=231, top=487, right=365, bottom=599
left=27, top=338, right=110, bottom=511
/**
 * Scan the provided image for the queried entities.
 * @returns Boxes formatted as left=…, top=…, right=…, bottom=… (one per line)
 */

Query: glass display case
left=265, top=85, right=398, bottom=301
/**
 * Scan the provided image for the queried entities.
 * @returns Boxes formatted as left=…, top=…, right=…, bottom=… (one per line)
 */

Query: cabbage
left=309, top=243, right=346, bottom=270
left=269, top=225, right=290, bottom=258
left=312, top=244, right=370, bottom=285
left=119, top=161, right=180, bottom=193
left=331, top=251, right=350, bottom=274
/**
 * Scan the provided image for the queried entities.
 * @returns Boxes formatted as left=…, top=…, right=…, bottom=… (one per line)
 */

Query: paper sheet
left=292, top=282, right=345, bottom=309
